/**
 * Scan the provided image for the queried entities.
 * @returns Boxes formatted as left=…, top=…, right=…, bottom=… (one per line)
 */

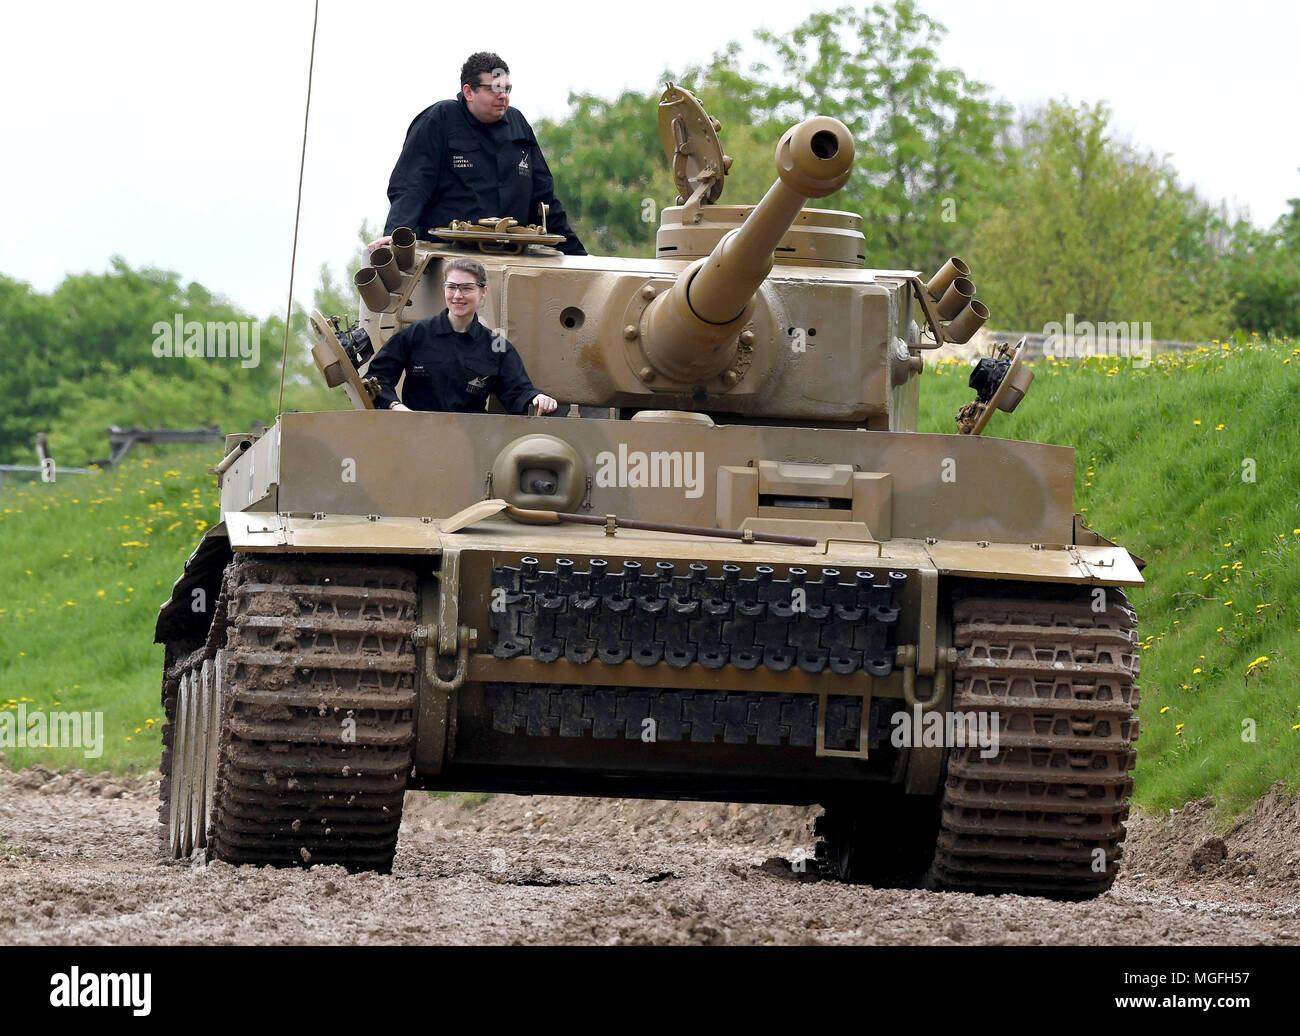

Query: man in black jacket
left=378, top=51, right=586, bottom=255
left=369, top=257, right=558, bottom=415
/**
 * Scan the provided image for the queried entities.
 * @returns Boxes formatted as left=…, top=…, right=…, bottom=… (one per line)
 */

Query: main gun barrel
left=642, top=116, right=855, bottom=383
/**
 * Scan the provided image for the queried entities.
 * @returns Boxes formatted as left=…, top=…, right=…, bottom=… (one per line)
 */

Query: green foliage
left=0, top=256, right=347, bottom=467
left=537, top=90, right=677, bottom=257
left=746, top=1, right=1012, bottom=271
left=536, top=1, right=1010, bottom=270
left=1226, top=191, right=1300, bottom=336
left=972, top=100, right=1232, bottom=340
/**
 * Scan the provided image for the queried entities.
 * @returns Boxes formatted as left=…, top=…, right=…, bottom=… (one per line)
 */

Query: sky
left=2, top=0, right=1297, bottom=317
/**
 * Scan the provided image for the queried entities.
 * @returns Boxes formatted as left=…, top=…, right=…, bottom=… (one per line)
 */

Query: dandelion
left=1192, top=667, right=1202, bottom=674
left=1246, top=655, right=1270, bottom=677
left=1193, top=420, right=1201, bottom=426
left=1160, top=706, right=1170, bottom=714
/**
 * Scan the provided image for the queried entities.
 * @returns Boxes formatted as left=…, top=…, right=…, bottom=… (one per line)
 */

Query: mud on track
left=1, top=766, right=1297, bottom=946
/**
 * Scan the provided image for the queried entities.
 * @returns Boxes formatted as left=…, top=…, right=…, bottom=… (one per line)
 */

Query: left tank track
left=159, top=556, right=418, bottom=872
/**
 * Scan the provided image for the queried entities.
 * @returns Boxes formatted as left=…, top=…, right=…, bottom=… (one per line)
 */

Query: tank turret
left=639, top=108, right=854, bottom=383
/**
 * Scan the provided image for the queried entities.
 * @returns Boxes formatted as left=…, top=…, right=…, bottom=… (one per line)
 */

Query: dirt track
left=1, top=766, right=1297, bottom=946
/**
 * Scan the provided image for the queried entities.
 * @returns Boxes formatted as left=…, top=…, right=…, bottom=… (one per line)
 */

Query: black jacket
left=384, top=95, right=586, bottom=255
left=368, top=310, right=541, bottom=414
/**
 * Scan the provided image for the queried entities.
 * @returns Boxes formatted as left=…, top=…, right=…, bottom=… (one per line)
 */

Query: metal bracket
left=412, top=623, right=475, bottom=693
left=437, top=549, right=461, bottom=656
left=917, top=566, right=938, bottom=676
left=814, top=683, right=872, bottom=760
left=898, top=643, right=957, bottom=710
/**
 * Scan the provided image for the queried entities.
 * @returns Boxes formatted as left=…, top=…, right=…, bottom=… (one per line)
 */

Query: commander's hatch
left=658, top=83, right=732, bottom=216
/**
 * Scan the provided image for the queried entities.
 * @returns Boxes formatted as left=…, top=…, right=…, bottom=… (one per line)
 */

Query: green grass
left=2, top=336, right=1298, bottom=820
left=921, top=334, right=1300, bottom=815
left=0, top=446, right=221, bottom=774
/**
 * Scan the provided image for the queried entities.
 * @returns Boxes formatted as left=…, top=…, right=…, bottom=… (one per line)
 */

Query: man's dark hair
left=460, top=52, right=509, bottom=89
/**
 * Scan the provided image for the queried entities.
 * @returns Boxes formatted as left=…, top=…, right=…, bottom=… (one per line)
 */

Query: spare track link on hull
left=490, top=557, right=906, bottom=676
left=159, top=556, right=418, bottom=872
left=929, top=585, right=1140, bottom=898
left=485, top=683, right=890, bottom=751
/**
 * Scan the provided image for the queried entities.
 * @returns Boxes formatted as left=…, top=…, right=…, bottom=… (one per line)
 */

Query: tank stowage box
left=156, top=85, right=1141, bottom=897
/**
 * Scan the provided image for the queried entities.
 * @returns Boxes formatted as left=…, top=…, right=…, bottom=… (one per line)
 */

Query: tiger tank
left=154, top=84, right=1142, bottom=896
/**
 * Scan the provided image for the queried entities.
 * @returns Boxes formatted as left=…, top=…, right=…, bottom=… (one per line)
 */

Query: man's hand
left=389, top=401, right=412, bottom=412
left=367, top=235, right=393, bottom=255
left=531, top=393, right=558, bottom=415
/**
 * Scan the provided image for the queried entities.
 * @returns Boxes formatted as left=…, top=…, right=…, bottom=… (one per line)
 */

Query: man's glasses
left=471, top=82, right=512, bottom=95
left=445, top=282, right=484, bottom=296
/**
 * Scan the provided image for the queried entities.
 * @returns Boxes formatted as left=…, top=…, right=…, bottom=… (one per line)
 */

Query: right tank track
left=928, top=584, right=1140, bottom=897
left=159, top=556, right=418, bottom=872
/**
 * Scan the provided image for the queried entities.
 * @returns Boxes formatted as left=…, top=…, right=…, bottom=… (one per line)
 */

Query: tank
left=154, top=85, right=1142, bottom=897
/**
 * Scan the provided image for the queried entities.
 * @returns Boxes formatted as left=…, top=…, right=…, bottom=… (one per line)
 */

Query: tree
left=972, top=100, right=1232, bottom=340
left=533, top=3, right=1010, bottom=271
left=743, top=1, right=1013, bottom=272
left=1227, top=188, right=1300, bottom=336
left=535, top=90, right=677, bottom=257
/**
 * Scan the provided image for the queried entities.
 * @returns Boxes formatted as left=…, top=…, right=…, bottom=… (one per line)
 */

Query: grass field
left=1, top=334, right=1297, bottom=818
left=920, top=335, right=1300, bottom=814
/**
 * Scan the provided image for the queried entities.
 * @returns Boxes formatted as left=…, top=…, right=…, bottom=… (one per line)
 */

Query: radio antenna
left=276, top=0, right=320, bottom=419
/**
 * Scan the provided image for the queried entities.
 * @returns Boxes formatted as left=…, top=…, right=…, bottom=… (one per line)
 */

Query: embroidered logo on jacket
left=452, top=154, right=473, bottom=170
left=466, top=375, right=489, bottom=393
left=517, top=150, right=530, bottom=175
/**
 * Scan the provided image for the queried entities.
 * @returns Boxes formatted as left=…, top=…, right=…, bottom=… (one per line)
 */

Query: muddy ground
left=0, top=766, right=1297, bottom=946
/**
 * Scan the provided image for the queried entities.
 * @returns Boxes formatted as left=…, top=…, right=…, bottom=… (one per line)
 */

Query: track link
left=160, top=556, right=418, bottom=872
left=928, top=584, right=1140, bottom=898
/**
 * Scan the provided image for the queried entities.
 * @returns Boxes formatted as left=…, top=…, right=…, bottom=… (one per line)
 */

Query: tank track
left=158, top=567, right=233, bottom=855
left=159, top=556, right=418, bottom=872
left=928, top=584, right=1140, bottom=898
left=490, top=557, right=905, bottom=675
